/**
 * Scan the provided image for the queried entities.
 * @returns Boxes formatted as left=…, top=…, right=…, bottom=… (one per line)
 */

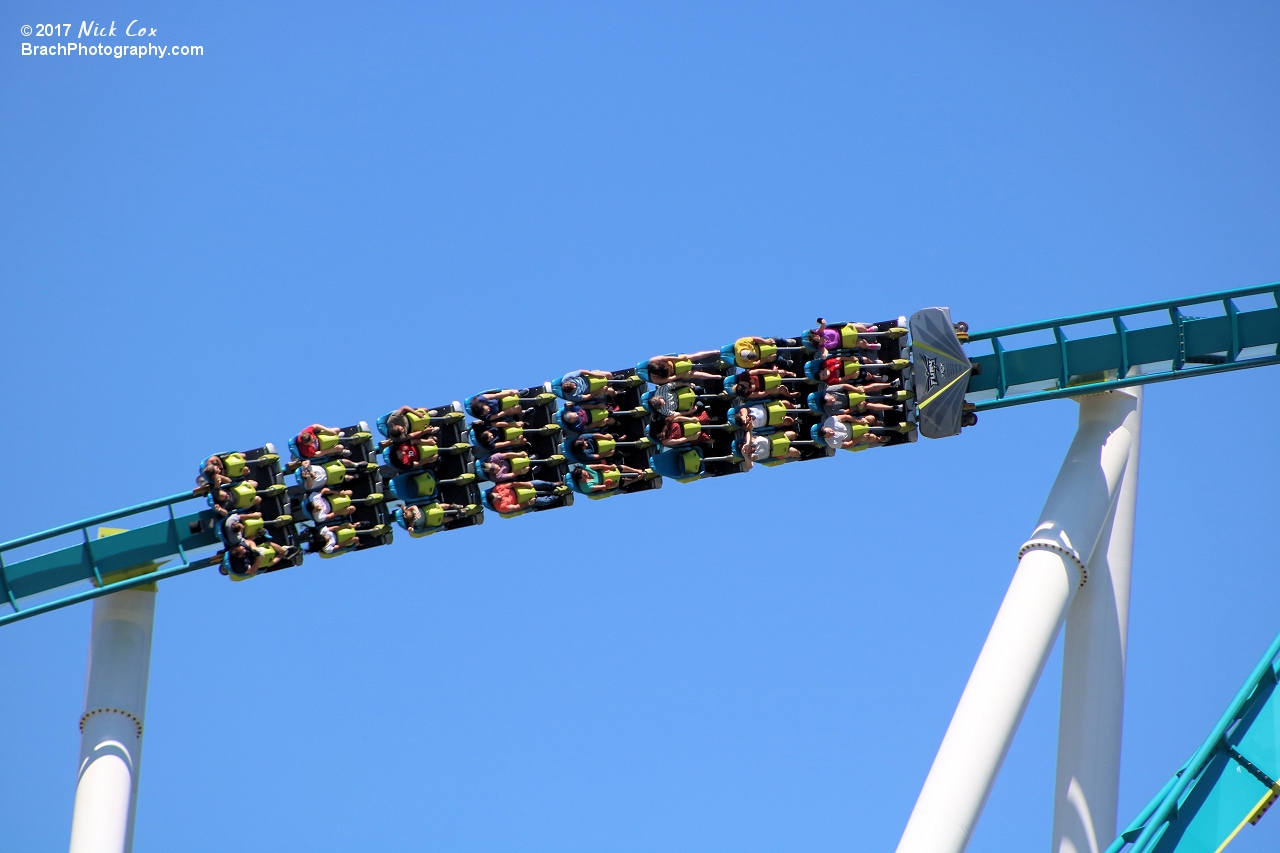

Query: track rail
left=964, top=283, right=1280, bottom=410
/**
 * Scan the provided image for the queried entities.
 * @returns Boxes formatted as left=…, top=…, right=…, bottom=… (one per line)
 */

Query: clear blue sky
left=2, top=3, right=1278, bottom=851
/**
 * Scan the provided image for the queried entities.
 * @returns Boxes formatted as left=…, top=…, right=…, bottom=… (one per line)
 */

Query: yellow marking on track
left=1213, top=785, right=1280, bottom=853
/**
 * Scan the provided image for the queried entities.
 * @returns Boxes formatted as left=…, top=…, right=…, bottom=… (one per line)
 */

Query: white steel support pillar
left=896, top=388, right=1142, bottom=853
left=1052, top=387, right=1142, bottom=853
left=68, top=587, right=156, bottom=853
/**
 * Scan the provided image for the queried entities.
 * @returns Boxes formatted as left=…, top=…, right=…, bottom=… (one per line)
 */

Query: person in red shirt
left=656, top=413, right=713, bottom=448
left=486, top=480, right=568, bottom=513
left=295, top=424, right=347, bottom=460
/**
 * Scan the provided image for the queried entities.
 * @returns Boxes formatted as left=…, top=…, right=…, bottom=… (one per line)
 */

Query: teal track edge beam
left=0, top=491, right=220, bottom=627
left=1107, top=629, right=1280, bottom=852
left=964, top=283, right=1280, bottom=410
left=0, top=556, right=219, bottom=629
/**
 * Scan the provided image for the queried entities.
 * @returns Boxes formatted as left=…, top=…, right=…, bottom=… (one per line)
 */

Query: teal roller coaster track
left=4, top=281, right=1278, bottom=853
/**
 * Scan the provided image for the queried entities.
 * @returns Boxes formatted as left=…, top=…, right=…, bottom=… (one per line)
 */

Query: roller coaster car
left=805, top=316, right=918, bottom=447
left=908, top=307, right=972, bottom=440
left=288, top=423, right=391, bottom=551
left=471, top=383, right=569, bottom=489
left=573, top=367, right=660, bottom=494
left=646, top=369, right=743, bottom=479
left=204, top=444, right=300, bottom=554
left=378, top=402, right=482, bottom=532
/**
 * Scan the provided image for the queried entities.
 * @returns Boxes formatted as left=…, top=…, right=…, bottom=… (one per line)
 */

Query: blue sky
left=2, top=2, right=1278, bottom=851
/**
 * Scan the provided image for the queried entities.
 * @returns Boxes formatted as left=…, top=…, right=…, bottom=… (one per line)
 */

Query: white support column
left=896, top=388, right=1141, bottom=853
left=1051, top=387, right=1142, bottom=853
left=68, top=587, right=156, bottom=853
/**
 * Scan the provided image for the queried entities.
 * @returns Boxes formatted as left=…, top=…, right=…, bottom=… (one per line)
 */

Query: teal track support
left=0, top=491, right=220, bottom=628
left=965, top=283, right=1280, bottom=410
left=1108, top=630, right=1280, bottom=853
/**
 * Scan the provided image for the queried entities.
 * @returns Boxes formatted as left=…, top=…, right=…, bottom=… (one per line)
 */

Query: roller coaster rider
left=736, top=403, right=797, bottom=431
left=486, top=479, right=570, bottom=513
left=656, top=413, right=714, bottom=448
left=732, top=336, right=790, bottom=369
left=572, top=463, right=650, bottom=494
left=386, top=437, right=442, bottom=473
left=294, top=424, right=350, bottom=461
left=399, top=502, right=480, bottom=534
left=735, top=412, right=803, bottom=469
left=809, top=317, right=882, bottom=356
left=469, top=390, right=529, bottom=422
left=224, top=539, right=293, bottom=580
left=814, top=354, right=892, bottom=385
left=644, top=353, right=723, bottom=385
left=474, top=423, right=525, bottom=452
left=727, top=368, right=798, bottom=401
left=196, top=452, right=278, bottom=494
left=473, top=421, right=558, bottom=453
left=569, top=433, right=648, bottom=462
left=558, top=369, right=616, bottom=403
left=561, top=402, right=616, bottom=433
left=295, top=456, right=376, bottom=493
left=818, top=413, right=890, bottom=450
left=820, top=383, right=898, bottom=415
left=222, top=511, right=293, bottom=547
left=209, top=479, right=285, bottom=517
left=480, top=451, right=556, bottom=484
left=304, top=521, right=387, bottom=557
left=306, top=488, right=363, bottom=523
left=382, top=406, right=440, bottom=443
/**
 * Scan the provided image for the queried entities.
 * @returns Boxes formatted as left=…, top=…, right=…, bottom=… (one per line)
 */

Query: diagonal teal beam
left=1107, top=628, right=1280, bottom=852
